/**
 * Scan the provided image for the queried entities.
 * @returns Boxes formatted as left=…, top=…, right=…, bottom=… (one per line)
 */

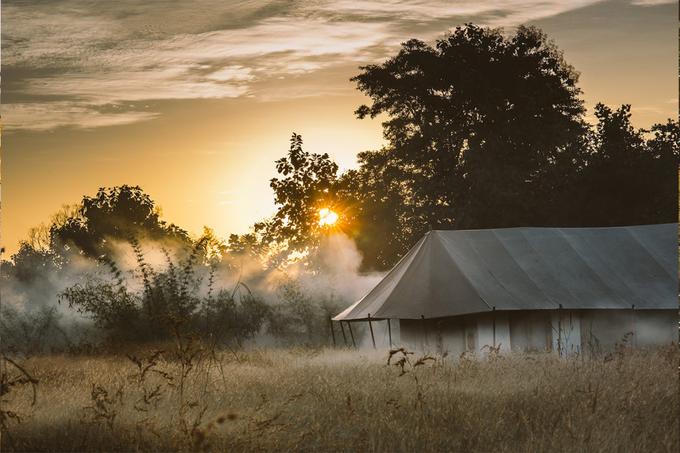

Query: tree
left=50, top=185, right=190, bottom=258
left=255, top=133, right=339, bottom=254
left=636, top=119, right=679, bottom=224
left=577, top=104, right=679, bottom=226
left=337, top=149, right=417, bottom=270
left=252, top=24, right=678, bottom=271
left=7, top=242, right=59, bottom=284
left=352, top=24, right=587, bottom=233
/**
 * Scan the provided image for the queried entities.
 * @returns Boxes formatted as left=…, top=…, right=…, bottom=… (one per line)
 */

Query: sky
left=2, top=0, right=677, bottom=256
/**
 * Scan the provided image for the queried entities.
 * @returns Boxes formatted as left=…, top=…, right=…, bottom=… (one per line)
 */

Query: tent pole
left=339, top=321, right=348, bottom=346
left=421, top=315, right=427, bottom=349
left=347, top=322, right=356, bottom=348
left=368, top=314, right=376, bottom=349
left=631, top=304, right=636, bottom=347
left=329, top=317, right=336, bottom=347
left=387, top=319, right=393, bottom=348
left=557, top=304, right=563, bottom=357
left=492, top=307, right=496, bottom=348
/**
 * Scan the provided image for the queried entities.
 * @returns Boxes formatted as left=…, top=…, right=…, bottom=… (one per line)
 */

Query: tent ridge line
left=373, top=234, right=431, bottom=319
left=338, top=234, right=429, bottom=320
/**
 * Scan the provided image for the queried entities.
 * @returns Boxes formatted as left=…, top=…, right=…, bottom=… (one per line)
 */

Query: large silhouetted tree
left=334, top=24, right=590, bottom=266
left=352, top=24, right=588, bottom=235
left=256, top=25, right=677, bottom=270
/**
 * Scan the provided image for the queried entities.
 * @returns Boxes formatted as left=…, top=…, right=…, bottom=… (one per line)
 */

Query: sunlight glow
left=318, top=207, right=339, bottom=226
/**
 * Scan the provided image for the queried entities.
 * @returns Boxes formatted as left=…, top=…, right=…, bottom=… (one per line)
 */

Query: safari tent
left=333, top=224, right=678, bottom=355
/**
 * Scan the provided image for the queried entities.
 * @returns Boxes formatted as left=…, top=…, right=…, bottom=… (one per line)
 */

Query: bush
left=59, top=238, right=270, bottom=347
left=267, top=278, right=341, bottom=345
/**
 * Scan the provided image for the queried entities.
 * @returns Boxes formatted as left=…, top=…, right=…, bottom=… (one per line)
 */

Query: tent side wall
left=399, top=309, right=677, bottom=355
left=579, top=309, right=677, bottom=353
left=399, top=313, right=512, bottom=355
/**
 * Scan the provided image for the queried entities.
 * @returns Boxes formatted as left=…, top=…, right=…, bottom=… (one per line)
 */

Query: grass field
left=2, top=345, right=678, bottom=452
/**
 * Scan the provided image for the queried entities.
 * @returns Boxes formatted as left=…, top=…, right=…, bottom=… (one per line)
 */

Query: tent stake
left=347, top=322, right=356, bottom=348
left=387, top=319, right=393, bottom=348
left=329, top=317, right=336, bottom=347
left=367, top=314, right=376, bottom=349
left=339, top=320, right=348, bottom=346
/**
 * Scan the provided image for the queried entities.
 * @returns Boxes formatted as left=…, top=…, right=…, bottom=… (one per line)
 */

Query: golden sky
left=2, top=0, right=677, bottom=255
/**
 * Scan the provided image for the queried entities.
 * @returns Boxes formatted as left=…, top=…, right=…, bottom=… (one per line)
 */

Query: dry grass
left=2, top=345, right=678, bottom=452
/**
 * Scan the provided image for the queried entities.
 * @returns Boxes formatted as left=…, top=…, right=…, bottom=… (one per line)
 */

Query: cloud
left=1, top=102, right=160, bottom=131
left=629, top=0, right=675, bottom=5
left=3, top=0, right=618, bottom=131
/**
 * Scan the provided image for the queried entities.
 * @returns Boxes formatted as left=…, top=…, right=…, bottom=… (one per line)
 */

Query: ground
left=2, top=345, right=678, bottom=452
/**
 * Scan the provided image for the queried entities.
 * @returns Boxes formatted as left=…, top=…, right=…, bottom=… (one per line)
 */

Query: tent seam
left=435, top=232, right=493, bottom=312
left=557, top=228, right=644, bottom=308
left=491, top=229, right=561, bottom=309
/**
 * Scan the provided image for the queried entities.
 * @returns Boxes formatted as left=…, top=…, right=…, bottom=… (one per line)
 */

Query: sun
left=318, top=207, right=339, bottom=226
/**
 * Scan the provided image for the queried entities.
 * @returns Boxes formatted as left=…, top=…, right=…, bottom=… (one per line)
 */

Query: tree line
left=252, top=24, right=679, bottom=270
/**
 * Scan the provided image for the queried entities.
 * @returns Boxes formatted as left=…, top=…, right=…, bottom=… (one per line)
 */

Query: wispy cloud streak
left=5, top=0, right=653, bottom=130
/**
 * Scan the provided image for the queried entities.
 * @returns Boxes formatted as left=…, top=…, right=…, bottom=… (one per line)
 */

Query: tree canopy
left=50, top=185, right=190, bottom=259
left=258, top=24, right=678, bottom=270
left=254, top=133, right=339, bottom=253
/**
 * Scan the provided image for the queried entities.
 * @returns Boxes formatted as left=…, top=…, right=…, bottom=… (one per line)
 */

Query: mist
left=0, top=231, right=385, bottom=353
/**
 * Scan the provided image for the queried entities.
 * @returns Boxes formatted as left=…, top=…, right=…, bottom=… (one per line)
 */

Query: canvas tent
left=333, top=224, right=678, bottom=355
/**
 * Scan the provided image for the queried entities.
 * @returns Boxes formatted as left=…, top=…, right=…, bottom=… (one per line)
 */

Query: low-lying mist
left=0, top=232, right=384, bottom=354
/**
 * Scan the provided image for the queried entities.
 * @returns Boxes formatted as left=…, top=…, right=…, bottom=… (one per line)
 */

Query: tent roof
left=334, top=224, right=678, bottom=321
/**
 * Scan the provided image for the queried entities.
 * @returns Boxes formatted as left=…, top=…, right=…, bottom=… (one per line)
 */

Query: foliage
left=258, top=24, right=678, bottom=270
left=0, top=306, right=62, bottom=355
left=58, top=236, right=269, bottom=346
left=267, top=278, right=339, bottom=345
left=3, top=182, right=341, bottom=350
left=575, top=104, right=679, bottom=226
left=50, top=185, right=190, bottom=259
left=351, top=25, right=586, bottom=232
left=7, top=243, right=60, bottom=284
left=202, top=285, right=270, bottom=346
left=337, top=149, right=419, bottom=269
left=255, top=133, right=339, bottom=253
left=60, top=278, right=142, bottom=342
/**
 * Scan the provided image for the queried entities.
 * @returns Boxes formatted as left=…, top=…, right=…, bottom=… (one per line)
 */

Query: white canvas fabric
left=333, top=224, right=678, bottom=321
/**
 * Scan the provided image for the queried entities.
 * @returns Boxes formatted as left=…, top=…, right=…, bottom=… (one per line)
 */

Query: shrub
left=58, top=237, right=270, bottom=347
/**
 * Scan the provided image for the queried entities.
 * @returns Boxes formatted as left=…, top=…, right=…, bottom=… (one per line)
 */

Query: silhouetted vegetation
left=576, top=104, right=679, bottom=226
left=1, top=189, right=341, bottom=351
left=50, top=185, right=191, bottom=259
left=247, top=24, right=679, bottom=270
left=255, top=133, right=340, bottom=253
